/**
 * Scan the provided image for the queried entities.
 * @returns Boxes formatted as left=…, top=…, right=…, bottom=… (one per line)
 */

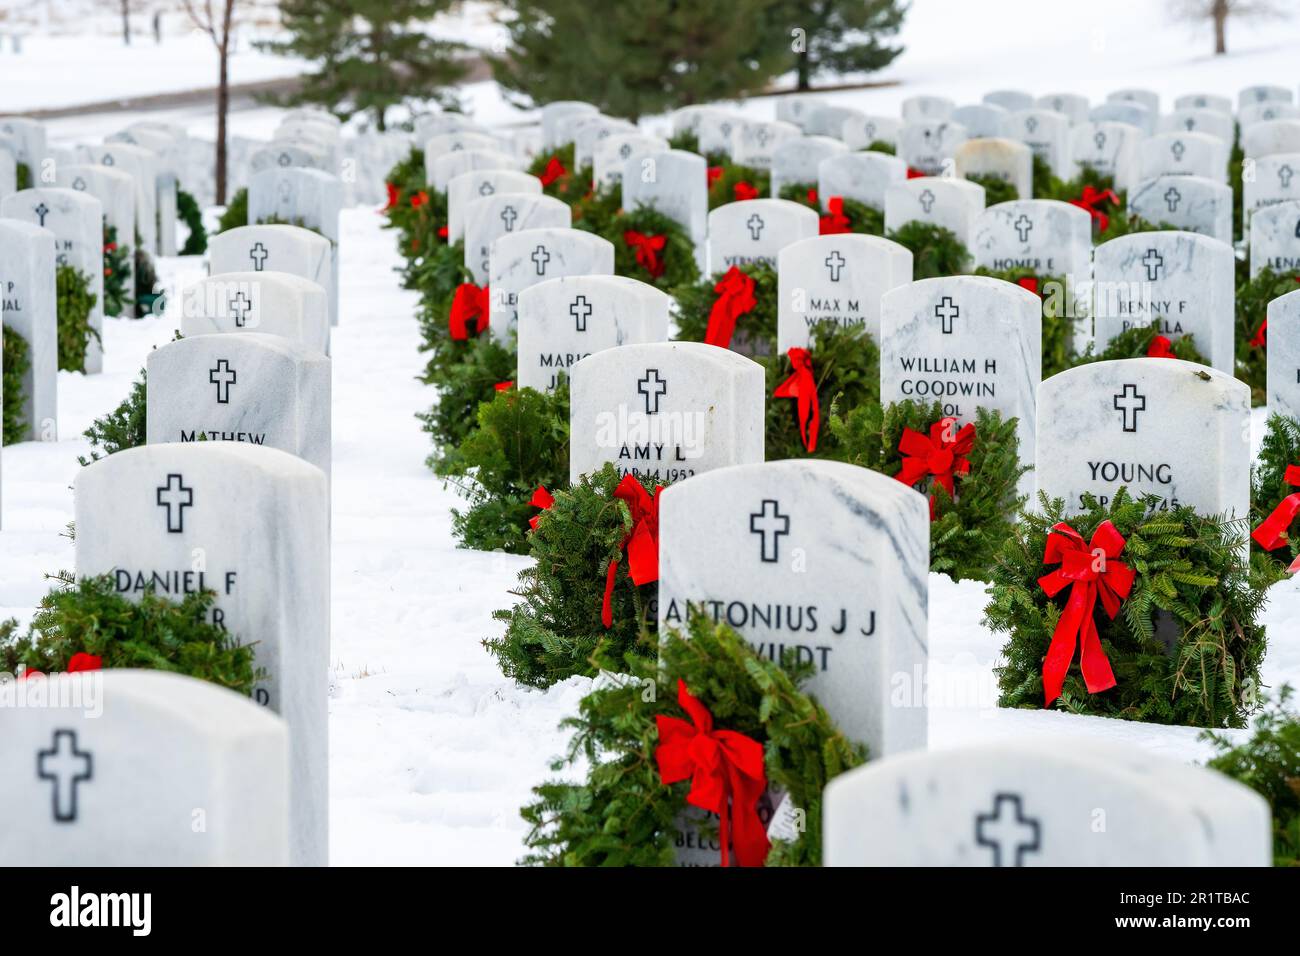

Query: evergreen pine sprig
left=1204, top=685, right=1300, bottom=867
left=985, top=489, right=1268, bottom=728
left=216, top=187, right=249, bottom=234
left=707, top=162, right=770, bottom=209
left=519, top=611, right=866, bottom=867
left=177, top=188, right=209, bottom=256
left=102, top=223, right=131, bottom=318
left=437, top=382, right=570, bottom=553
left=966, top=173, right=1018, bottom=206
left=413, top=240, right=474, bottom=362
left=55, top=264, right=99, bottom=373
left=1236, top=267, right=1299, bottom=407
left=673, top=262, right=778, bottom=357
left=886, top=221, right=970, bottom=279
left=777, top=180, right=819, bottom=210
left=2, top=325, right=31, bottom=444
left=830, top=400, right=1026, bottom=581
left=1251, top=413, right=1300, bottom=573
left=79, top=368, right=148, bottom=465
left=0, top=575, right=263, bottom=696
left=488, top=463, right=655, bottom=687
left=418, top=333, right=516, bottom=455
left=1072, top=319, right=1207, bottom=368
left=763, top=322, right=880, bottom=461
left=526, top=144, right=585, bottom=206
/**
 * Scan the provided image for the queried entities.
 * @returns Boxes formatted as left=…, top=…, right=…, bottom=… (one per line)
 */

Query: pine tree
left=491, top=0, right=790, bottom=120
left=259, top=0, right=469, bottom=131
left=783, top=0, right=907, bottom=90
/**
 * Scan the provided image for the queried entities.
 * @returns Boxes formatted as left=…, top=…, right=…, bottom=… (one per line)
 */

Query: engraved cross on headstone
left=975, top=794, right=1040, bottom=867
left=919, top=189, right=936, bottom=214
left=749, top=499, right=790, bottom=563
left=1113, top=383, right=1147, bottom=432
left=746, top=214, right=765, bottom=241
left=33, top=202, right=48, bottom=226
left=156, top=474, right=194, bottom=533
left=478, top=180, right=495, bottom=196
left=1280, top=164, right=1295, bottom=189
left=229, top=291, right=252, bottom=327
left=209, top=360, right=237, bottom=404
left=1142, top=248, right=1163, bottom=280
left=1171, top=140, right=1186, bottom=162
left=531, top=244, right=551, bottom=276
left=637, top=369, right=667, bottom=415
left=934, top=296, right=959, bottom=334
left=37, top=730, right=93, bottom=824
left=825, top=250, right=846, bottom=282
left=501, top=205, right=519, bottom=231
left=570, top=294, right=592, bottom=332
left=1094, top=130, right=1107, bottom=151
left=1164, top=187, right=1182, bottom=213
left=1013, top=214, right=1033, bottom=243
left=249, top=242, right=269, bottom=271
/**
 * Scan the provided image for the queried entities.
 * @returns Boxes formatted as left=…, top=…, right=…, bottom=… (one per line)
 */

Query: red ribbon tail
left=601, top=556, right=620, bottom=629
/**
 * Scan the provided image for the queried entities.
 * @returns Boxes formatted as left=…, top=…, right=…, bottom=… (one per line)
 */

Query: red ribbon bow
left=1016, top=276, right=1041, bottom=297
left=733, top=181, right=759, bottom=201
left=707, top=165, right=723, bottom=186
left=655, top=679, right=770, bottom=868
left=819, top=196, right=851, bottom=235
left=1037, top=521, right=1134, bottom=706
left=805, top=187, right=819, bottom=207
left=1070, top=185, right=1120, bottom=234
left=705, top=266, right=757, bottom=349
left=449, top=283, right=490, bottom=340
left=67, top=652, right=103, bottom=673
left=494, top=380, right=514, bottom=391
left=1147, top=335, right=1175, bottom=358
left=539, top=155, right=567, bottom=187
left=1252, top=465, right=1300, bottom=573
left=895, top=417, right=976, bottom=517
left=624, top=229, right=666, bottom=279
left=527, top=485, right=554, bottom=531
left=906, top=167, right=926, bottom=179
left=410, top=190, right=429, bottom=209
left=601, top=474, right=662, bottom=628
left=383, top=182, right=399, bottom=212
left=773, top=347, right=820, bottom=453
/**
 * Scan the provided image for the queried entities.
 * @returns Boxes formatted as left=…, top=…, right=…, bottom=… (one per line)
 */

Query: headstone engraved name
left=706, top=198, right=818, bottom=273
left=74, top=443, right=330, bottom=866
left=1035, top=358, right=1249, bottom=516
left=568, top=341, right=764, bottom=484
left=658, top=460, right=930, bottom=757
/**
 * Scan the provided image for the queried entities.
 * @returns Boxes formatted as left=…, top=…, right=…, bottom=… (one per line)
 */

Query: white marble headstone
left=568, top=341, right=764, bottom=484
left=1007, top=109, right=1071, bottom=178
left=1249, top=199, right=1300, bottom=277
left=884, top=177, right=985, bottom=248
left=74, top=443, right=330, bottom=866
left=1036, top=92, right=1090, bottom=124
left=207, top=226, right=332, bottom=348
left=824, top=740, right=1270, bottom=866
left=574, top=117, right=638, bottom=171
left=516, top=275, right=670, bottom=392
left=982, top=90, right=1033, bottom=113
left=82, top=141, right=159, bottom=257
left=658, top=460, right=930, bottom=757
left=1161, top=107, right=1234, bottom=144
left=1089, top=100, right=1154, bottom=135
left=898, top=121, right=968, bottom=176
left=955, top=138, right=1033, bottom=200
left=1092, top=231, right=1235, bottom=374
left=1240, top=102, right=1300, bottom=130
left=446, top=169, right=541, bottom=243
left=903, top=95, right=955, bottom=121
left=1242, top=119, right=1300, bottom=159
left=429, top=148, right=525, bottom=194
left=1128, top=175, right=1233, bottom=244
left=488, top=227, right=614, bottom=341
left=952, top=104, right=1008, bottom=140
left=1239, top=85, right=1293, bottom=110
left=541, top=102, right=599, bottom=149
left=776, top=233, right=912, bottom=350
left=770, top=136, right=848, bottom=196
left=730, top=120, right=799, bottom=170
left=0, top=218, right=57, bottom=440
left=1069, top=121, right=1141, bottom=193
left=973, top=199, right=1092, bottom=278
left=593, top=134, right=669, bottom=188
left=880, top=275, right=1040, bottom=472
left=1036, top=358, right=1249, bottom=516
left=1176, top=92, right=1233, bottom=115
left=1139, top=131, right=1229, bottom=182
left=248, top=167, right=341, bottom=326
left=706, top=198, right=818, bottom=274
left=1108, top=88, right=1160, bottom=117
left=817, top=151, right=908, bottom=211
left=422, top=132, right=504, bottom=179
left=1266, top=288, right=1300, bottom=422
left=146, top=332, right=331, bottom=479
left=0, top=187, right=104, bottom=373
left=621, top=149, right=708, bottom=257
left=0, top=670, right=289, bottom=866
left=463, top=192, right=571, bottom=285
left=841, top=115, right=901, bottom=151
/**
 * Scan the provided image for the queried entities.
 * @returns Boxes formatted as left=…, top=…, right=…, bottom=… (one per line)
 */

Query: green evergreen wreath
left=216, top=187, right=249, bottom=234
left=830, top=400, right=1026, bottom=582
left=413, top=241, right=474, bottom=363
left=974, top=267, right=1074, bottom=378
left=818, top=195, right=885, bottom=236
left=55, top=264, right=99, bottom=373
left=1251, top=413, right=1300, bottom=574
left=886, top=221, right=970, bottom=279
left=177, top=188, right=208, bottom=255
left=133, top=242, right=159, bottom=317
left=707, top=162, right=770, bottom=210
left=102, top=223, right=131, bottom=318
left=489, top=463, right=656, bottom=688
left=966, top=173, right=1019, bottom=206
left=519, top=612, right=865, bottom=867
left=1071, top=319, right=1207, bottom=368
left=600, top=205, right=699, bottom=290
left=78, top=367, right=147, bottom=465
left=985, top=489, right=1267, bottom=728
left=763, top=323, right=880, bottom=461
left=418, top=333, right=515, bottom=455
left=862, top=140, right=896, bottom=155
left=667, top=130, right=699, bottom=154
left=16, top=161, right=32, bottom=190
left=437, top=382, right=570, bottom=554
left=673, top=262, right=778, bottom=357
left=1237, top=267, right=1299, bottom=407
left=527, top=144, right=588, bottom=207
left=0, top=575, right=262, bottom=696
left=2, top=324, right=31, bottom=444
left=1204, top=685, right=1300, bottom=867
left=570, top=184, right=621, bottom=236
left=777, top=180, right=820, bottom=210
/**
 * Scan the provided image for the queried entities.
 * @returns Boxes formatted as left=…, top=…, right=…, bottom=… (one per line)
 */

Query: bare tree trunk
left=122, top=0, right=131, bottom=45
left=216, top=36, right=230, bottom=204
left=1214, top=0, right=1228, bottom=55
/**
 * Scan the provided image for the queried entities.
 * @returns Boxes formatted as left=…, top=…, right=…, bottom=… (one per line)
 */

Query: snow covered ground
left=1, top=208, right=1296, bottom=865
left=3, top=0, right=1300, bottom=865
